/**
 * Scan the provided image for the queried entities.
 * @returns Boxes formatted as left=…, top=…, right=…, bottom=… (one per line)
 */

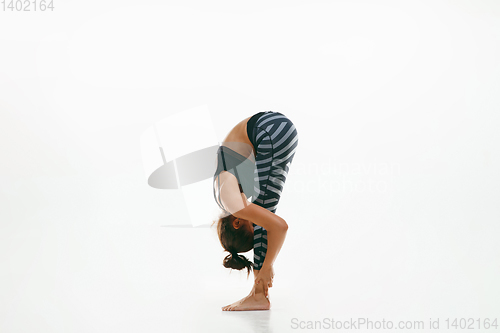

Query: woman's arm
left=220, top=173, right=288, bottom=273
left=219, top=170, right=286, bottom=295
left=232, top=203, right=287, bottom=293
left=235, top=203, right=288, bottom=268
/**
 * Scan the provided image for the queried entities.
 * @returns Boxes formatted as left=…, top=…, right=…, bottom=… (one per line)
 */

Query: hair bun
left=222, top=251, right=253, bottom=276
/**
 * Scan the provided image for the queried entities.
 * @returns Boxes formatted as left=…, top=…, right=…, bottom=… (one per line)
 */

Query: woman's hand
left=254, top=265, right=274, bottom=297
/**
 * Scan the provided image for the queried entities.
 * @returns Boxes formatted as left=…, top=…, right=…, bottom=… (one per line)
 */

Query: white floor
left=1, top=219, right=498, bottom=332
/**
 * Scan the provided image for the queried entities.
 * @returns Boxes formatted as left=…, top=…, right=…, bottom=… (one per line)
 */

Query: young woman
left=213, top=110, right=299, bottom=311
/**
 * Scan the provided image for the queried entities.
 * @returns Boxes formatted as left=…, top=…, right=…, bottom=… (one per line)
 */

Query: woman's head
left=214, top=213, right=254, bottom=276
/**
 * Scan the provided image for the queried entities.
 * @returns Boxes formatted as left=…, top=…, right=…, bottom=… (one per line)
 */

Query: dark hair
left=213, top=213, right=254, bottom=276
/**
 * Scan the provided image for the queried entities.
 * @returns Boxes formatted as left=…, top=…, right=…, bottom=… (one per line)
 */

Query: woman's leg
left=252, top=112, right=299, bottom=270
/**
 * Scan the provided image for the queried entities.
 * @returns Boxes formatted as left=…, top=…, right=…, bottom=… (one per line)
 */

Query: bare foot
left=221, top=295, right=247, bottom=311
left=222, top=293, right=270, bottom=311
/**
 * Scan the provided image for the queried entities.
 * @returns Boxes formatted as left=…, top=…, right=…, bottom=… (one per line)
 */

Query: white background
left=1, top=0, right=499, bottom=332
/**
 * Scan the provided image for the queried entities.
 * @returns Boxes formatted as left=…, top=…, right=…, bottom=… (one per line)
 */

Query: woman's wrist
left=260, top=263, right=273, bottom=271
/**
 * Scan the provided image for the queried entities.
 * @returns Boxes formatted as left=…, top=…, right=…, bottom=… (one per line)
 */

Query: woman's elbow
left=280, top=219, right=289, bottom=231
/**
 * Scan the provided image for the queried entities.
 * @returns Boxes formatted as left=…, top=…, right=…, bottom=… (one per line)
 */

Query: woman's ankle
left=252, top=282, right=267, bottom=297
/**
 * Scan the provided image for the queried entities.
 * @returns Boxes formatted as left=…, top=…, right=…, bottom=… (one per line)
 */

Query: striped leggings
left=249, top=111, right=299, bottom=270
